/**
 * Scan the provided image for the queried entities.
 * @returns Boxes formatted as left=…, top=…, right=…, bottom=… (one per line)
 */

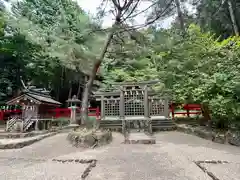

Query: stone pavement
left=0, top=132, right=239, bottom=180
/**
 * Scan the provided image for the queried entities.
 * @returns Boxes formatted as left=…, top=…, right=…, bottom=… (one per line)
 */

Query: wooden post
left=120, top=88, right=126, bottom=134
left=120, top=89, right=125, bottom=118
left=35, top=120, right=39, bottom=131
left=186, top=104, right=190, bottom=117
left=164, top=98, right=169, bottom=118
left=42, top=120, right=46, bottom=130
left=144, top=85, right=151, bottom=134
left=144, top=86, right=149, bottom=118
left=96, top=107, right=100, bottom=120
left=100, top=95, right=105, bottom=120
left=171, top=103, right=175, bottom=120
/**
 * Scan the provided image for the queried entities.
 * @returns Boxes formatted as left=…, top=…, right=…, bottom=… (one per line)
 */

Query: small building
left=5, top=84, right=61, bottom=132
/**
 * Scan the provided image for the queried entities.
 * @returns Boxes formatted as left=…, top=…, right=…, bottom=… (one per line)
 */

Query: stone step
left=152, top=121, right=174, bottom=125
left=124, top=132, right=156, bottom=144
left=151, top=119, right=176, bottom=131
left=152, top=126, right=176, bottom=131
left=98, top=120, right=123, bottom=130
left=99, top=120, right=122, bottom=124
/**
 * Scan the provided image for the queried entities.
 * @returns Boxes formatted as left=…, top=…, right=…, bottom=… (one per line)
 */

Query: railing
left=1, top=105, right=202, bottom=121
left=0, top=107, right=100, bottom=120
left=47, top=107, right=100, bottom=119
left=6, top=116, right=18, bottom=131
left=0, top=109, right=21, bottom=120
left=23, top=115, right=34, bottom=131
left=169, top=104, right=202, bottom=118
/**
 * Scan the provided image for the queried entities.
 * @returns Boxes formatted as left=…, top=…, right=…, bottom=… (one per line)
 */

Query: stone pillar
left=68, top=106, right=79, bottom=128
left=144, top=85, right=152, bottom=134
left=70, top=106, right=77, bottom=124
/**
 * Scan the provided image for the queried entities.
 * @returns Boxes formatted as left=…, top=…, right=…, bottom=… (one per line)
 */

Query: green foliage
left=53, top=117, right=70, bottom=126
left=1, top=0, right=240, bottom=129
left=194, top=0, right=240, bottom=38
left=8, top=0, right=104, bottom=73
left=0, top=0, right=104, bottom=104
left=103, top=24, right=240, bottom=126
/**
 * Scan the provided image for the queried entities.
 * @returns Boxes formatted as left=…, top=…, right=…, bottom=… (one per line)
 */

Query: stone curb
left=0, top=131, right=50, bottom=139
left=124, top=138, right=156, bottom=144
left=52, top=158, right=97, bottom=180
left=0, top=132, right=58, bottom=149
left=176, top=124, right=240, bottom=146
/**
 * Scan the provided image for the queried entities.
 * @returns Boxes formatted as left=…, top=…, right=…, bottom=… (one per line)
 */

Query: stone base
left=67, top=129, right=112, bottom=148
left=124, top=133, right=156, bottom=144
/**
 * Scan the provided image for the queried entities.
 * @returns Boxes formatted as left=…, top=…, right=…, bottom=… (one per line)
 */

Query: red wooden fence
left=0, top=104, right=202, bottom=120
left=170, top=104, right=202, bottom=118
left=0, top=107, right=100, bottom=120
left=47, top=107, right=100, bottom=119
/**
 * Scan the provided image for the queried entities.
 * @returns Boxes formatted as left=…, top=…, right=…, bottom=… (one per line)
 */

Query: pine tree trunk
left=228, top=0, right=239, bottom=36
left=76, top=79, right=81, bottom=99
left=175, top=0, right=185, bottom=34
left=67, top=81, right=72, bottom=106
left=80, top=29, right=115, bottom=125
left=200, top=103, right=211, bottom=126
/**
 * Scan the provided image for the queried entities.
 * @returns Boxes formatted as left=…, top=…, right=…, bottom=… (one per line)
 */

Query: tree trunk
left=67, top=81, right=72, bottom=106
left=200, top=103, right=211, bottom=126
left=76, top=79, right=81, bottom=99
left=80, top=28, right=116, bottom=125
left=175, top=0, right=185, bottom=34
left=228, top=0, right=239, bottom=36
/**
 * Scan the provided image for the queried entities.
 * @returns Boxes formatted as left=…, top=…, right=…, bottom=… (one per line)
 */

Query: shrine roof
left=29, top=93, right=61, bottom=105
left=6, top=91, right=61, bottom=106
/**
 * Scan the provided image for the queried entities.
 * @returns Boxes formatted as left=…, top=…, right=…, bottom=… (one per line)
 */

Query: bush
left=52, top=117, right=70, bottom=127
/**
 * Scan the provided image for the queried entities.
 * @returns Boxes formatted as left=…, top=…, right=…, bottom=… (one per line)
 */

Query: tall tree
left=227, top=0, right=239, bottom=36
left=175, top=0, right=185, bottom=33
left=80, top=0, right=183, bottom=124
left=195, top=0, right=240, bottom=37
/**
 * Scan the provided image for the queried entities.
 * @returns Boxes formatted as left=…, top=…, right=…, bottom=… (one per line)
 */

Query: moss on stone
left=67, top=128, right=112, bottom=148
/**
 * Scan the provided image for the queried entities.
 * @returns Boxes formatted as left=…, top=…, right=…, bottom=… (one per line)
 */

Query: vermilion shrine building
left=5, top=85, right=61, bottom=132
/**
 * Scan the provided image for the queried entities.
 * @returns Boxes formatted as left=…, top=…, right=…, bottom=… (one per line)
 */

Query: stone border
left=0, top=157, right=46, bottom=162
left=194, top=160, right=229, bottom=180
left=0, top=132, right=58, bottom=149
left=124, top=139, right=156, bottom=144
left=124, top=133, right=156, bottom=144
left=0, top=130, right=50, bottom=139
left=52, top=158, right=97, bottom=180
left=176, top=124, right=240, bottom=146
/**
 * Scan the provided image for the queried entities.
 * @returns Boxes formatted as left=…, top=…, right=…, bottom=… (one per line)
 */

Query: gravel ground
left=0, top=131, right=239, bottom=180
